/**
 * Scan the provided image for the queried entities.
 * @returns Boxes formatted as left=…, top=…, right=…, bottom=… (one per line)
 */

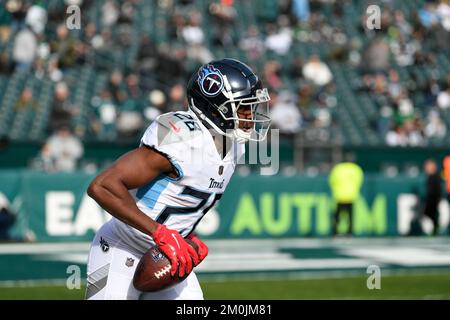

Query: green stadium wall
left=0, top=170, right=448, bottom=242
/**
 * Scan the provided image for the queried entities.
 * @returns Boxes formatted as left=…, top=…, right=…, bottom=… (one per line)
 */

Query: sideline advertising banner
left=0, top=170, right=448, bottom=242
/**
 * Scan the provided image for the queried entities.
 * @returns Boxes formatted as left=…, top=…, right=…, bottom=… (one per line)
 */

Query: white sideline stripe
left=33, top=253, right=88, bottom=264
left=1, top=237, right=450, bottom=254
left=207, top=252, right=291, bottom=259
left=0, top=243, right=90, bottom=254
left=28, top=249, right=450, bottom=273
left=197, top=258, right=376, bottom=272
left=30, top=252, right=375, bottom=272
left=341, top=248, right=450, bottom=266
left=32, top=252, right=292, bottom=265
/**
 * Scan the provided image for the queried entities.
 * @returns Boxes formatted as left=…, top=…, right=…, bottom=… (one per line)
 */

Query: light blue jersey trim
left=165, top=160, right=184, bottom=181
left=135, top=161, right=184, bottom=209
left=136, top=176, right=169, bottom=210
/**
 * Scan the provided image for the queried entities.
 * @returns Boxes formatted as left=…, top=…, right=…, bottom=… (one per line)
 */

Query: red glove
left=187, top=233, right=208, bottom=265
left=152, top=225, right=199, bottom=277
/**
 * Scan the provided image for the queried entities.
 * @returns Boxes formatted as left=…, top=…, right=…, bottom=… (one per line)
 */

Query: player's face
left=237, top=105, right=253, bottom=131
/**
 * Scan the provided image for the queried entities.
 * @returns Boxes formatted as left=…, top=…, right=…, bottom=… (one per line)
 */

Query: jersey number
left=173, top=113, right=201, bottom=131
left=156, top=186, right=222, bottom=234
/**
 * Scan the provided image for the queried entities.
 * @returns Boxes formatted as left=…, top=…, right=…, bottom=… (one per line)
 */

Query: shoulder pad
left=155, top=112, right=203, bottom=146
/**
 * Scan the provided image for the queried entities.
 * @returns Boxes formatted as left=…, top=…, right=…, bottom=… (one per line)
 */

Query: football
left=133, top=238, right=199, bottom=292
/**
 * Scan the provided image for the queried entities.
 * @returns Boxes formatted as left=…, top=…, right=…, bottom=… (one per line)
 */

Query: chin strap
left=189, top=103, right=251, bottom=144
left=233, top=129, right=251, bottom=144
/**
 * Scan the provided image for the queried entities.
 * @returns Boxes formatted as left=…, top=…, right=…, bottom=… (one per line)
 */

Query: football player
left=86, top=58, right=271, bottom=300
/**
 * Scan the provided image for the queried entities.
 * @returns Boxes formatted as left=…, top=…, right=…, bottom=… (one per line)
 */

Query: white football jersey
left=111, top=110, right=245, bottom=253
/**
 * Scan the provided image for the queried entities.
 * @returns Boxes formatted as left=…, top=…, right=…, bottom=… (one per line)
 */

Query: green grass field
left=1, top=273, right=450, bottom=300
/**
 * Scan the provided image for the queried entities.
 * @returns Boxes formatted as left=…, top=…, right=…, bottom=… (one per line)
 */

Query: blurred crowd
left=0, top=0, right=449, bottom=172
left=355, top=0, right=450, bottom=147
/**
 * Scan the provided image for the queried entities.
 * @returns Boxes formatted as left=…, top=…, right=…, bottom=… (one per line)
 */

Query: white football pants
left=85, top=220, right=204, bottom=300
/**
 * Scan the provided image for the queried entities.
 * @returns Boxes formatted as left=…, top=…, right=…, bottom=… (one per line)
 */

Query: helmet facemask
left=220, top=83, right=271, bottom=143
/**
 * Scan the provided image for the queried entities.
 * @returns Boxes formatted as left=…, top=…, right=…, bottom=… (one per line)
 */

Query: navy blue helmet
left=187, top=58, right=271, bottom=143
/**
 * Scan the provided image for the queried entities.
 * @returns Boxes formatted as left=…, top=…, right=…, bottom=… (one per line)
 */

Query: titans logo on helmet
left=197, top=64, right=224, bottom=97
